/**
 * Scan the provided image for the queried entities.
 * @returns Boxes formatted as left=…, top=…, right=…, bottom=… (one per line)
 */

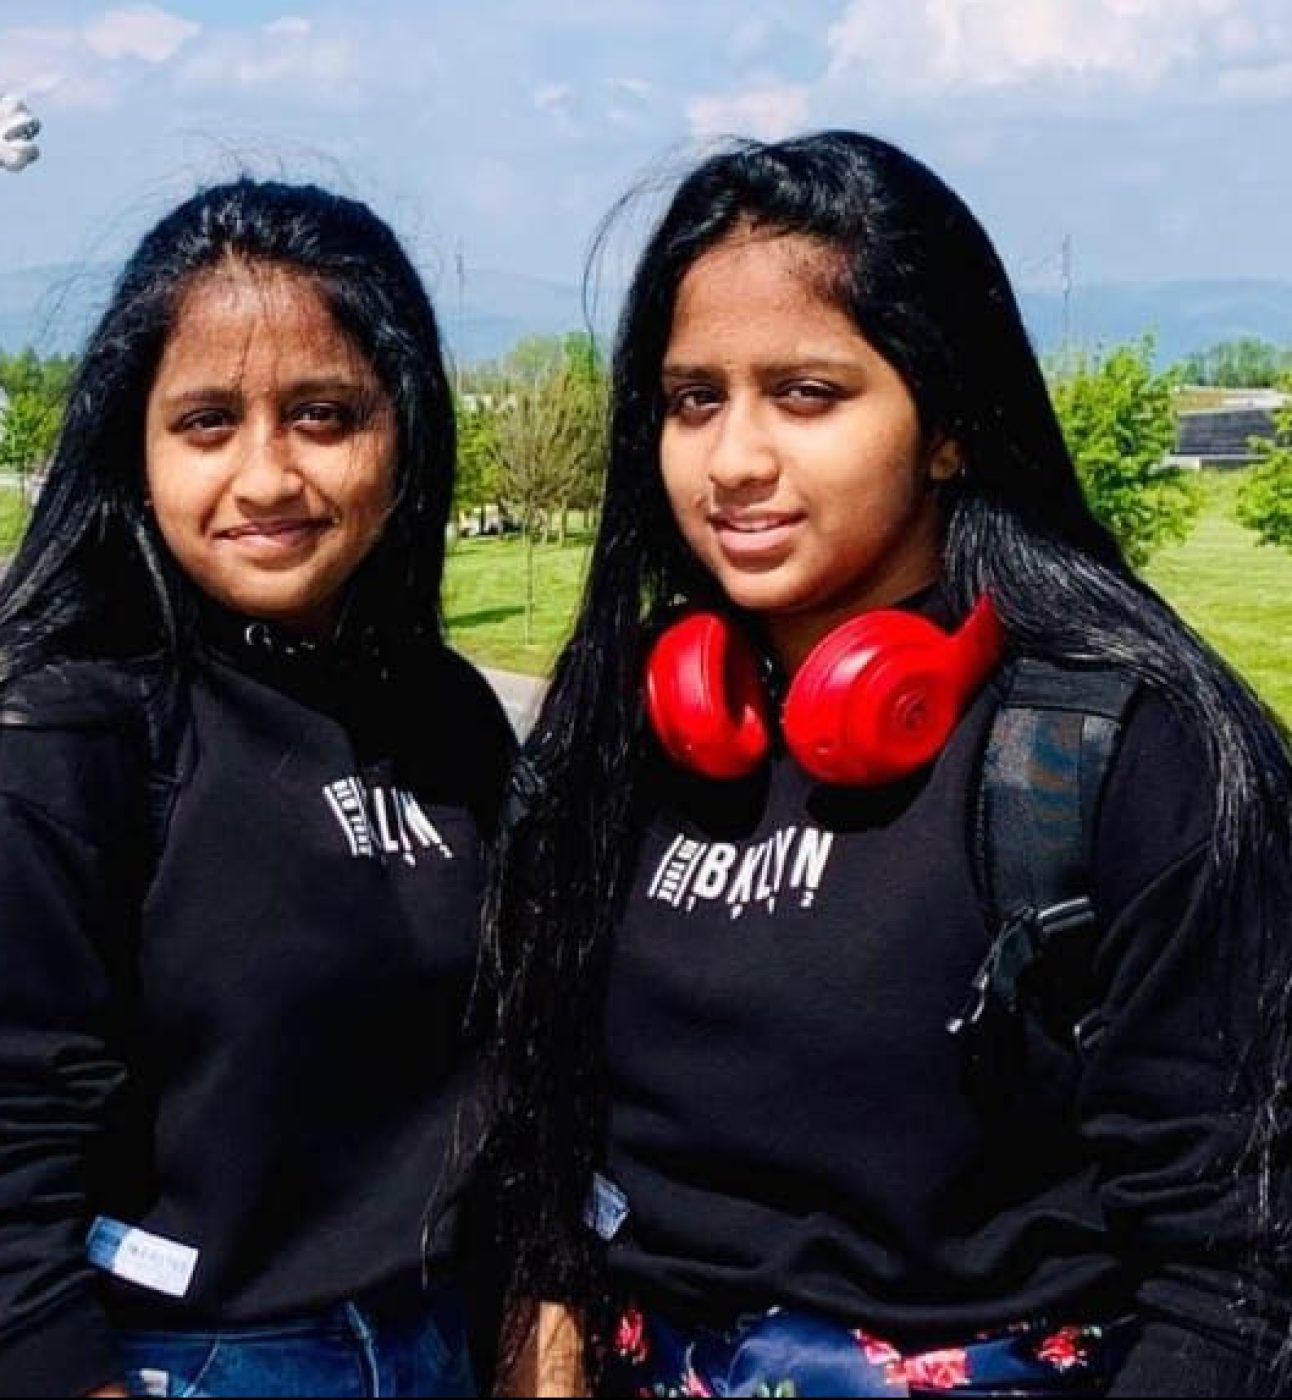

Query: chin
left=213, top=586, right=325, bottom=626
left=713, top=572, right=820, bottom=618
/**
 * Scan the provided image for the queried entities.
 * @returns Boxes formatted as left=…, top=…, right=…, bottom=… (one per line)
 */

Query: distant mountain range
left=3, top=259, right=1292, bottom=368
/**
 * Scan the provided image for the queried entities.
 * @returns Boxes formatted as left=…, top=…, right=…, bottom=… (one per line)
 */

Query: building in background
left=1169, top=389, right=1288, bottom=470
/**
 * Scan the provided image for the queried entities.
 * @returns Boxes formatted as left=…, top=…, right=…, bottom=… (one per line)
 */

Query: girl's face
left=659, top=231, right=959, bottom=670
left=145, top=262, right=397, bottom=636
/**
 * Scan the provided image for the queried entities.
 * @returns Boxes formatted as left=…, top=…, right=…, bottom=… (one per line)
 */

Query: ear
left=927, top=436, right=963, bottom=484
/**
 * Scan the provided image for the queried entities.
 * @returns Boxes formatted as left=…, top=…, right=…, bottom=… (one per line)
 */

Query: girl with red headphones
left=468, top=134, right=1292, bottom=1397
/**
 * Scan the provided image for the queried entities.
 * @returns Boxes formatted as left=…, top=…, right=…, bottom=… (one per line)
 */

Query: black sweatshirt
left=0, top=626, right=514, bottom=1398
left=604, top=634, right=1291, bottom=1395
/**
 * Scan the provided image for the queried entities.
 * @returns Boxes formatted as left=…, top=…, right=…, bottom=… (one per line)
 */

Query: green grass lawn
left=444, top=533, right=594, bottom=675
left=446, top=476, right=1292, bottom=728
left=1143, top=472, right=1292, bottom=727
left=6, top=477, right=1286, bottom=725
left=0, top=487, right=29, bottom=556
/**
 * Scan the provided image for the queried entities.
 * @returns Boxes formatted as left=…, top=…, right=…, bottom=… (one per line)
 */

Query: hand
left=0, top=94, right=41, bottom=173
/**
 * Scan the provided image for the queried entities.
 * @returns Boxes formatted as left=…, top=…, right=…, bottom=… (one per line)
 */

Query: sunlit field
left=445, top=474, right=1292, bottom=729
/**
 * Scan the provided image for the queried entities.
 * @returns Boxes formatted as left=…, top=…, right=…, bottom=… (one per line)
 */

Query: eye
left=290, top=402, right=356, bottom=436
left=778, top=381, right=841, bottom=415
left=177, top=408, right=235, bottom=439
left=665, top=385, right=723, bottom=424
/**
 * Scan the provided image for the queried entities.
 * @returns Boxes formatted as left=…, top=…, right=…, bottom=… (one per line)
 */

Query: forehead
left=155, top=261, right=371, bottom=385
left=667, top=232, right=860, bottom=358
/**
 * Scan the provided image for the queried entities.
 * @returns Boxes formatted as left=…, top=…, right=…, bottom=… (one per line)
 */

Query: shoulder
left=405, top=646, right=518, bottom=761
left=1093, top=682, right=1213, bottom=910
left=0, top=655, right=169, bottom=732
left=435, top=649, right=516, bottom=736
left=395, top=645, right=519, bottom=830
left=0, top=657, right=166, bottom=843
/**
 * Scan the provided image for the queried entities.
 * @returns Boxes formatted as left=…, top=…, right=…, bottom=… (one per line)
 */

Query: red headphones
left=645, top=596, right=1005, bottom=786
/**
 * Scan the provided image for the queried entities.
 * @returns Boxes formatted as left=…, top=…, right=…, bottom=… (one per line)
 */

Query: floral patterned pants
left=608, top=1304, right=1135, bottom=1399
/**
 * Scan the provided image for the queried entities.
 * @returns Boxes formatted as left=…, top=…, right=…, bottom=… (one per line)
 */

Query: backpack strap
left=949, top=659, right=1139, bottom=1055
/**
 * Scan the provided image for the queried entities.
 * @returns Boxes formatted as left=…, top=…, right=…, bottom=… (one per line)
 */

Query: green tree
left=0, top=348, right=74, bottom=500
left=0, top=385, right=59, bottom=499
left=1178, top=338, right=1292, bottom=389
left=478, top=333, right=609, bottom=641
left=486, top=364, right=585, bottom=643
left=1050, top=340, right=1201, bottom=568
left=454, top=394, right=502, bottom=530
left=1236, top=387, right=1292, bottom=550
left=552, top=332, right=608, bottom=540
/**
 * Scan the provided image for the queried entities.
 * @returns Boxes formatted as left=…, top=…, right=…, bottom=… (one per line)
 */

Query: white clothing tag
left=583, top=1173, right=630, bottom=1242
left=86, top=1217, right=199, bottom=1299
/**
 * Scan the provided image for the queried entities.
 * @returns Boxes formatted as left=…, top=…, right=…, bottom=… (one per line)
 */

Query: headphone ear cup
left=783, top=613, right=962, bottom=786
left=646, top=614, right=772, bottom=780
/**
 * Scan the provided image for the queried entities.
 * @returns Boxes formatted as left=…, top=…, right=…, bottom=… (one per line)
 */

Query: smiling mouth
left=708, top=513, right=806, bottom=566
left=714, top=516, right=804, bottom=534
left=219, top=520, right=330, bottom=542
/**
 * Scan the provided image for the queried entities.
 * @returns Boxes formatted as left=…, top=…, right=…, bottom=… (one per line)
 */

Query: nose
left=706, top=396, right=779, bottom=497
left=230, top=420, right=306, bottom=510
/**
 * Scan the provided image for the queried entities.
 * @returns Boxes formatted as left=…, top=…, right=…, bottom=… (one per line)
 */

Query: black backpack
left=950, top=658, right=1140, bottom=1064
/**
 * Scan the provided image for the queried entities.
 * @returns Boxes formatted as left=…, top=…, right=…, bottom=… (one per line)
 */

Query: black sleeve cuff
left=0, top=1289, right=121, bottom=1399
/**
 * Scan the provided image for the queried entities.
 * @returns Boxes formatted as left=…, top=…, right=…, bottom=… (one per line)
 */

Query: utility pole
left=1061, top=234, right=1074, bottom=352
left=454, top=241, right=466, bottom=399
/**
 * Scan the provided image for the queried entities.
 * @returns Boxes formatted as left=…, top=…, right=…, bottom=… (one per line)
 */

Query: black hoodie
left=604, top=614, right=1291, bottom=1395
left=0, top=625, right=515, bottom=1398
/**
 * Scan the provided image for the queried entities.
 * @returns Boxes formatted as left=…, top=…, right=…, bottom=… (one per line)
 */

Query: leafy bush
left=1050, top=340, right=1201, bottom=567
left=1236, top=389, right=1292, bottom=551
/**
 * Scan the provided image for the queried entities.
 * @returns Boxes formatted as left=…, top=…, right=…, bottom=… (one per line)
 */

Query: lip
left=215, top=519, right=331, bottom=553
left=709, top=511, right=806, bottom=563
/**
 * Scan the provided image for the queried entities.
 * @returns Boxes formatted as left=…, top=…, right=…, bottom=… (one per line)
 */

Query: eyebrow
left=660, top=358, right=865, bottom=381
left=156, top=378, right=379, bottom=408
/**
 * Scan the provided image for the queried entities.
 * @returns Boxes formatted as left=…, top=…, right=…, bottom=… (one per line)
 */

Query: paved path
left=481, top=667, right=547, bottom=738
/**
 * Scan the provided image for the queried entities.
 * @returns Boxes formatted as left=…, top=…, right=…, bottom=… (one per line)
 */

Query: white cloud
left=826, top=0, right=1292, bottom=96
left=84, top=5, right=199, bottom=64
left=602, top=77, right=654, bottom=130
left=265, top=18, right=314, bottom=40
left=687, top=82, right=810, bottom=140
left=0, top=7, right=198, bottom=109
left=535, top=84, right=575, bottom=111
left=175, top=18, right=365, bottom=98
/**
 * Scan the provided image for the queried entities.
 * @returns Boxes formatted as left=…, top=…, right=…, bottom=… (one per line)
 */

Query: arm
left=1078, top=701, right=1292, bottom=1395
left=501, top=1303, right=587, bottom=1399
left=0, top=716, right=147, bottom=1398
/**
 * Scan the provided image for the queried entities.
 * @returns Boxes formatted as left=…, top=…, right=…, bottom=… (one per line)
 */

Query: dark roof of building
left=1175, top=408, right=1277, bottom=459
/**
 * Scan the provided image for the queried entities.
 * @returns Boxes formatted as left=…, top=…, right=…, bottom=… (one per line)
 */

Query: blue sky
left=2, top=0, right=1291, bottom=310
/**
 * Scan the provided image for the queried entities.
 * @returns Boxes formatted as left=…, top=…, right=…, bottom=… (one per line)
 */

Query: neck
left=764, top=568, right=943, bottom=675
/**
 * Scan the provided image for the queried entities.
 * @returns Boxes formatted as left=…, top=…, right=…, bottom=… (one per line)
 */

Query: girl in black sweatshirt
left=0, top=181, right=514, bottom=1398
left=473, top=133, right=1292, bottom=1396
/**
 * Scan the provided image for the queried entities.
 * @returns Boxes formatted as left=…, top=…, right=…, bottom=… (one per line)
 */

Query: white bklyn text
left=324, top=779, right=456, bottom=868
left=647, top=825, right=836, bottom=920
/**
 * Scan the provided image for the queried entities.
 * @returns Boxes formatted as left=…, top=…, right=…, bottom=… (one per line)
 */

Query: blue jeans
left=115, top=1284, right=476, bottom=1398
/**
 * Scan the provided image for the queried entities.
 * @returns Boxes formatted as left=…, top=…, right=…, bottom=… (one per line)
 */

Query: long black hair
left=476, top=132, right=1292, bottom=1377
left=0, top=177, right=455, bottom=678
